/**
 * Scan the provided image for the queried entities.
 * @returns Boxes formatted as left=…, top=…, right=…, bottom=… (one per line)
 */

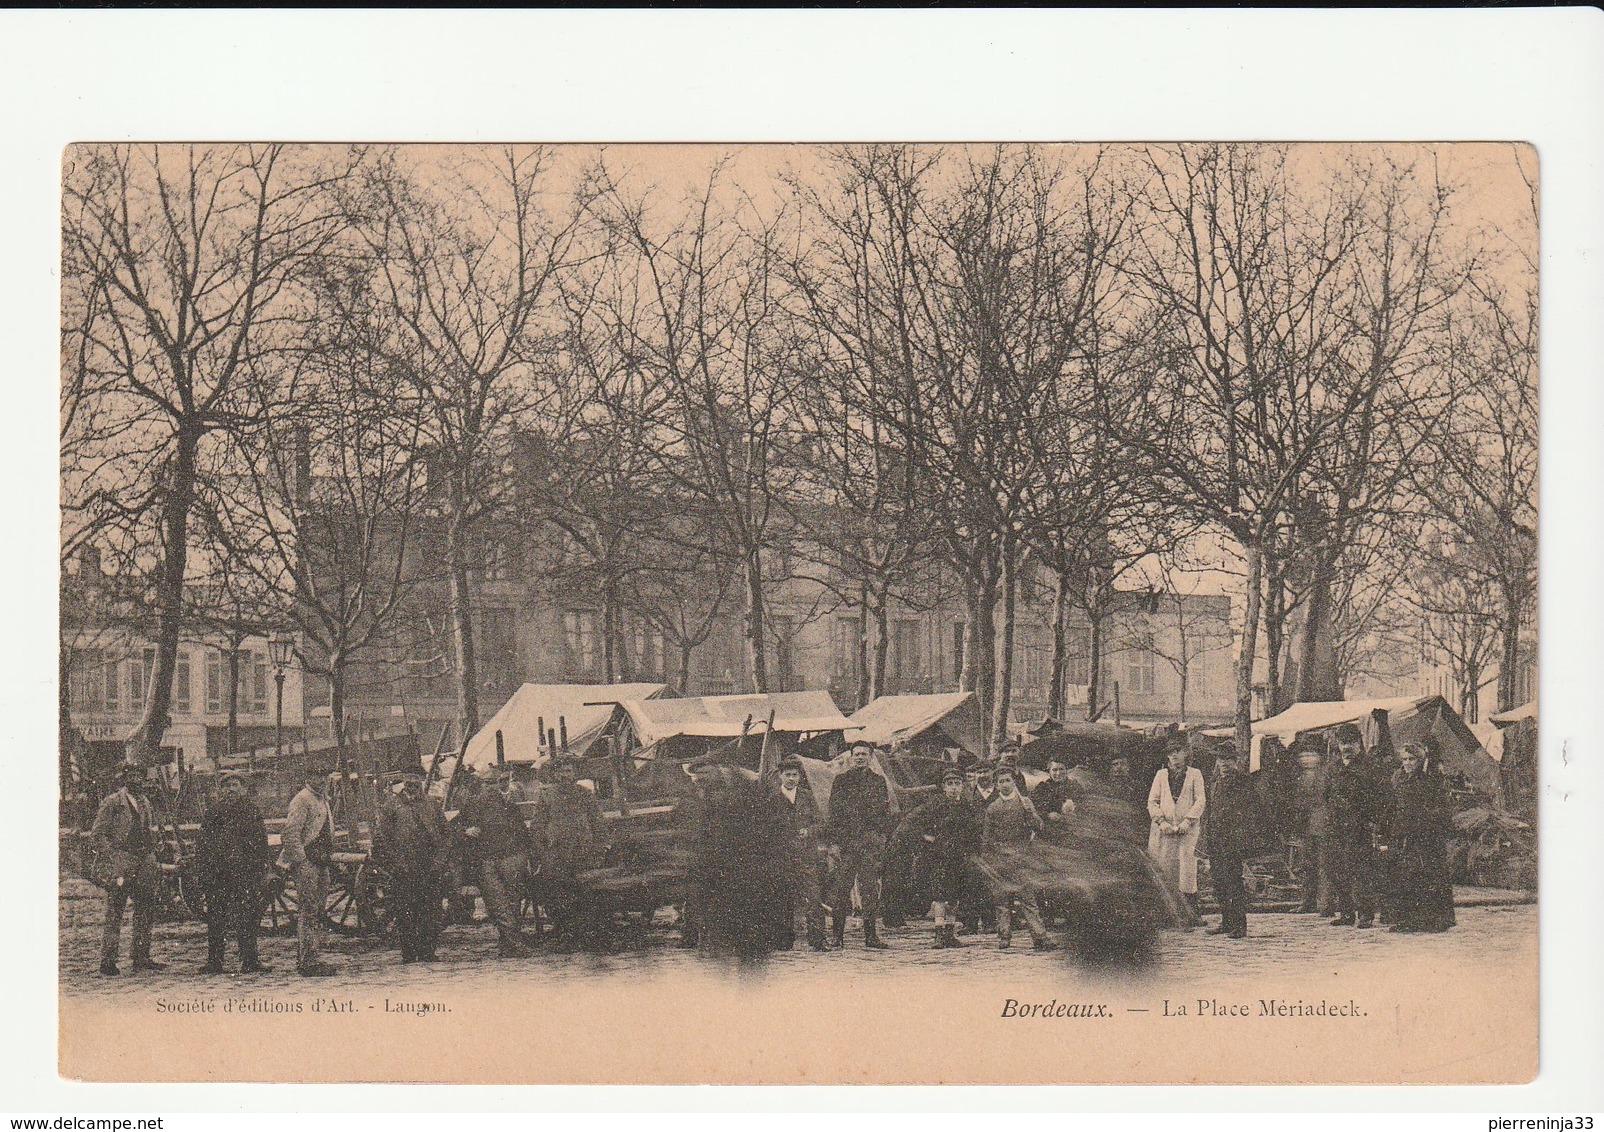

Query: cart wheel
left=261, top=875, right=299, bottom=935
left=355, top=861, right=394, bottom=939
left=323, top=861, right=364, bottom=936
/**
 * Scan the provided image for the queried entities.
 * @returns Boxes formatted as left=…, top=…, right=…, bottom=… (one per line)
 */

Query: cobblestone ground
left=59, top=879, right=1536, bottom=1003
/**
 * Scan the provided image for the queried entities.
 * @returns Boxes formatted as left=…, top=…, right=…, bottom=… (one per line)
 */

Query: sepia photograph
left=56, top=139, right=1541, bottom=1085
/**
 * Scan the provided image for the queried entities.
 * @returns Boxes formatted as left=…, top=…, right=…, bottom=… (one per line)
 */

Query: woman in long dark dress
left=1387, top=738, right=1457, bottom=933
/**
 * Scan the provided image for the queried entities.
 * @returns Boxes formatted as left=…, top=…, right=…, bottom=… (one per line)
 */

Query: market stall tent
left=461, top=682, right=668, bottom=770
left=846, top=692, right=986, bottom=759
left=1204, top=695, right=1500, bottom=797
left=619, top=690, right=854, bottom=749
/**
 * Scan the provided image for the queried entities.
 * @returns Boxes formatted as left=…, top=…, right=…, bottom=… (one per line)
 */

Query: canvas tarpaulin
left=462, top=682, right=667, bottom=769
left=1205, top=695, right=1500, bottom=796
left=620, top=690, right=854, bottom=750
left=846, top=692, right=986, bottom=758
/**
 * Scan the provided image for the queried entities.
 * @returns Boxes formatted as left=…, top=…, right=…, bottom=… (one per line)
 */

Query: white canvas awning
left=621, top=690, right=854, bottom=750
left=846, top=692, right=986, bottom=758
left=462, top=683, right=667, bottom=769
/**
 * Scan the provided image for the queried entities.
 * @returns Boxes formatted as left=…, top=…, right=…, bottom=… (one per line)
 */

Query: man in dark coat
left=452, top=769, right=535, bottom=957
left=889, top=768, right=977, bottom=948
left=195, top=772, right=273, bottom=973
left=1204, top=750, right=1264, bottom=939
left=768, top=756, right=829, bottom=951
left=824, top=742, right=893, bottom=950
left=530, top=755, right=609, bottom=952
left=88, top=763, right=165, bottom=976
left=374, top=774, right=450, bottom=962
left=1321, top=722, right=1393, bottom=929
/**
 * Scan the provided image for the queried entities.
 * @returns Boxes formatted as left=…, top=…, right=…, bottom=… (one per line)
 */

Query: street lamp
left=269, top=631, right=294, bottom=767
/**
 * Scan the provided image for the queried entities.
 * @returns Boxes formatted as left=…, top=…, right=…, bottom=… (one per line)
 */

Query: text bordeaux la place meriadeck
left=999, top=997, right=1366, bottom=1019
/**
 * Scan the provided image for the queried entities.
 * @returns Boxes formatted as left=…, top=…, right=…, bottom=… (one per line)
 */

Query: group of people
left=1143, top=721, right=1459, bottom=941
left=1296, top=722, right=1458, bottom=934
left=85, top=720, right=1457, bottom=978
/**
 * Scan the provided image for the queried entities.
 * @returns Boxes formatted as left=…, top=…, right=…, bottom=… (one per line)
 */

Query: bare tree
left=588, top=161, right=805, bottom=694
left=350, top=147, right=590, bottom=743
left=61, top=144, right=352, bottom=764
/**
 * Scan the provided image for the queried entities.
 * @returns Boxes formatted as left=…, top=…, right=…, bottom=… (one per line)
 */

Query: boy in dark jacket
left=195, top=772, right=273, bottom=972
left=889, top=768, right=977, bottom=948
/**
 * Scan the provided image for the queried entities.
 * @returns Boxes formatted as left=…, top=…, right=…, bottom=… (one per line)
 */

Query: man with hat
left=889, top=767, right=978, bottom=948
left=530, top=753, right=608, bottom=952
left=1203, top=748, right=1264, bottom=939
left=88, top=763, right=166, bottom=976
left=1321, top=722, right=1392, bottom=929
left=823, top=741, right=894, bottom=950
left=957, top=761, right=999, bottom=934
left=374, top=773, right=450, bottom=963
left=452, top=768, right=536, bottom=958
left=768, top=755, right=829, bottom=951
left=277, top=766, right=338, bottom=976
left=195, top=771, right=273, bottom=973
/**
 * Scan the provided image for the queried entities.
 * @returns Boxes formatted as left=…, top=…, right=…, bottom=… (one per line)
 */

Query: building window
left=103, top=651, right=119, bottom=713
left=563, top=611, right=599, bottom=676
left=477, top=607, right=519, bottom=690
left=890, top=619, right=923, bottom=682
left=1126, top=636, right=1156, bottom=695
left=206, top=650, right=224, bottom=714
left=173, top=650, right=191, bottom=715
left=70, top=648, right=104, bottom=712
left=833, top=617, right=862, bottom=681
left=251, top=651, right=269, bottom=714
left=631, top=619, right=667, bottom=679
left=1016, top=629, right=1048, bottom=700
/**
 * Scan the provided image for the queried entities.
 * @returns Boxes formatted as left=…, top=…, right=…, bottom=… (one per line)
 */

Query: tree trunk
left=971, top=573, right=997, bottom=738
left=1085, top=608, right=1104, bottom=722
left=601, top=581, right=618, bottom=685
left=1178, top=660, right=1189, bottom=726
left=226, top=642, right=241, bottom=759
left=1047, top=569, right=1070, bottom=720
left=1497, top=584, right=1524, bottom=712
left=447, top=521, right=480, bottom=747
left=870, top=583, right=890, bottom=702
left=743, top=544, right=768, bottom=694
left=990, top=544, right=1017, bottom=751
left=329, top=664, right=348, bottom=763
left=958, top=575, right=978, bottom=693
left=1234, top=542, right=1264, bottom=758
left=1461, top=664, right=1481, bottom=725
left=1263, top=556, right=1287, bottom=715
left=129, top=428, right=198, bottom=766
left=676, top=642, right=694, bottom=695
left=1294, top=566, right=1341, bottom=703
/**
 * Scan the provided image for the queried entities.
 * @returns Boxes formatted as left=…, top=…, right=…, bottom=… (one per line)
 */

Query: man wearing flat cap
left=768, top=755, right=828, bottom=951
left=374, top=773, right=450, bottom=962
left=452, top=768, right=535, bottom=957
left=89, top=763, right=165, bottom=976
left=195, top=771, right=273, bottom=973
left=278, top=766, right=338, bottom=976
left=889, top=767, right=977, bottom=948
left=1320, top=722, right=1392, bottom=929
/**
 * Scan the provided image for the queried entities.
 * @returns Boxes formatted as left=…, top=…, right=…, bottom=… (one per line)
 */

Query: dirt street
left=59, top=878, right=1536, bottom=1003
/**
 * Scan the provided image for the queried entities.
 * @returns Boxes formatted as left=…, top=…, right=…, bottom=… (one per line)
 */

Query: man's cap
left=777, top=755, right=803, bottom=773
left=997, top=739, right=1023, bottom=754
left=994, top=766, right=1019, bottom=783
left=218, top=770, right=246, bottom=784
left=116, top=762, right=143, bottom=782
left=1163, top=734, right=1190, bottom=754
left=1333, top=722, right=1364, bottom=744
left=941, top=768, right=965, bottom=785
